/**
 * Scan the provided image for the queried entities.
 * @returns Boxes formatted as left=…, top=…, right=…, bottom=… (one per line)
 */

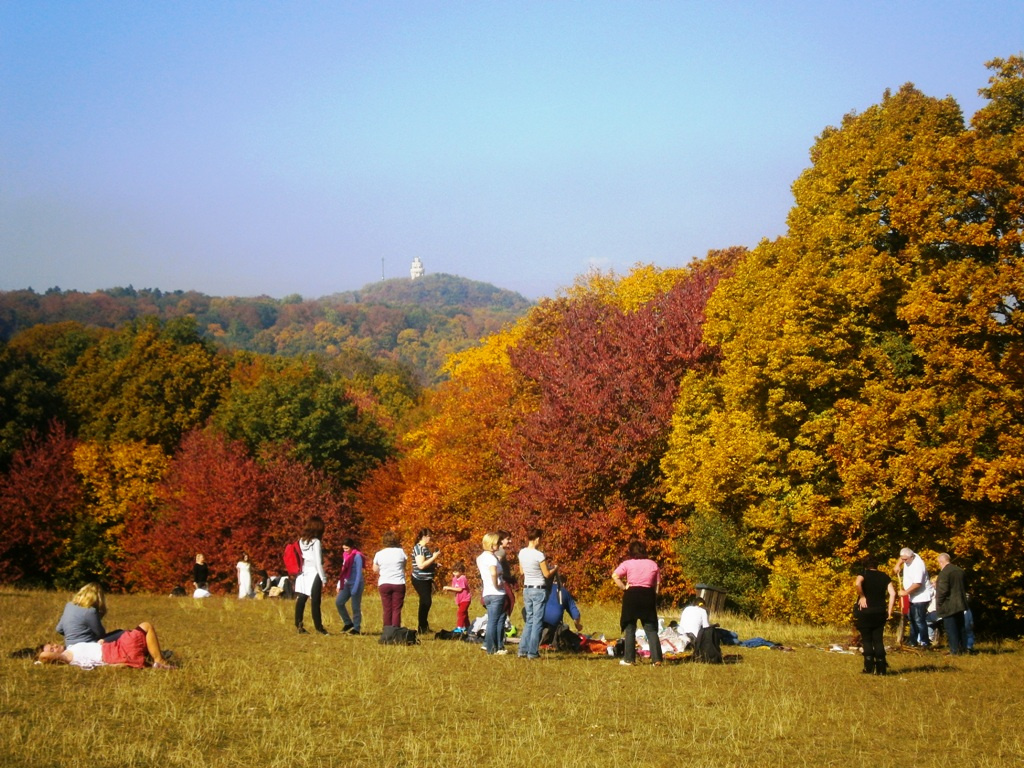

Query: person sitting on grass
left=539, top=572, right=583, bottom=647
left=678, top=595, right=711, bottom=651
left=56, top=582, right=123, bottom=645
left=36, top=621, right=176, bottom=670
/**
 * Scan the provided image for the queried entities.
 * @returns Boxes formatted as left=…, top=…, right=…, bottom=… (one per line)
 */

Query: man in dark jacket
left=935, top=553, right=969, bottom=655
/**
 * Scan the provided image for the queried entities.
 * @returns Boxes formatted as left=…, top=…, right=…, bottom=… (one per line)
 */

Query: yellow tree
left=65, top=441, right=169, bottom=587
left=665, top=63, right=1024, bottom=624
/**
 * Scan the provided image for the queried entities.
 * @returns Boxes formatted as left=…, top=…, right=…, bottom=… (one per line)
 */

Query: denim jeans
left=484, top=594, right=506, bottom=654
left=965, top=607, right=975, bottom=650
left=944, top=611, right=967, bottom=654
left=518, top=587, right=547, bottom=658
left=909, top=602, right=930, bottom=646
left=335, top=583, right=363, bottom=631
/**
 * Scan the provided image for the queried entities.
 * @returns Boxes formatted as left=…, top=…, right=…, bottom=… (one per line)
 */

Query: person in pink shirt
left=442, top=561, right=472, bottom=631
left=612, top=541, right=662, bottom=666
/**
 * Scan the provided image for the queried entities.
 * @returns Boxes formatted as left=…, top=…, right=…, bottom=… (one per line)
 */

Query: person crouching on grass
left=36, top=621, right=176, bottom=670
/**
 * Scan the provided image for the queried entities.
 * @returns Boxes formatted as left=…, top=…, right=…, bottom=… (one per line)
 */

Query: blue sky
left=2, top=2, right=1022, bottom=300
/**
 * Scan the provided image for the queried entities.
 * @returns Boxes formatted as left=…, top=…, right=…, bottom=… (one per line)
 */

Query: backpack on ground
left=693, top=625, right=723, bottom=664
left=553, top=623, right=585, bottom=652
left=379, top=626, right=419, bottom=646
left=283, top=540, right=303, bottom=579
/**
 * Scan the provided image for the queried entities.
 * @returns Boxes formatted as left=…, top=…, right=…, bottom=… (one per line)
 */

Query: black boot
left=862, top=655, right=875, bottom=674
left=874, top=657, right=887, bottom=676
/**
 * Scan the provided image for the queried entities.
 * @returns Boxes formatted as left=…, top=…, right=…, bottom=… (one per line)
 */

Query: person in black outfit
left=192, top=553, right=209, bottom=592
left=854, top=556, right=896, bottom=675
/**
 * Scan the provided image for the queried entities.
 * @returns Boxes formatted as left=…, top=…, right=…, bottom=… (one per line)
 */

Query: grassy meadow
left=2, top=588, right=1022, bottom=768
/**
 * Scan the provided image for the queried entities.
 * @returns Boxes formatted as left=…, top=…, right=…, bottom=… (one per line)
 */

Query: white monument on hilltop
left=410, top=256, right=425, bottom=280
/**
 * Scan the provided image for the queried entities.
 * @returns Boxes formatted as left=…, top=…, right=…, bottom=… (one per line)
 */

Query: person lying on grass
left=36, top=621, right=176, bottom=670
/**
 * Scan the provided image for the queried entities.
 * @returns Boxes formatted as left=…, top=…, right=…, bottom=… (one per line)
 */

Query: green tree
left=61, top=317, right=229, bottom=452
left=213, top=354, right=391, bottom=487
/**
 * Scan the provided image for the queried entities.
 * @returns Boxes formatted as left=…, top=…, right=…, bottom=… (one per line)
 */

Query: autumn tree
left=121, top=430, right=350, bottom=593
left=0, top=423, right=81, bottom=585
left=212, top=354, right=391, bottom=488
left=664, top=61, right=1024, bottom=624
left=0, top=322, right=100, bottom=467
left=503, top=253, right=740, bottom=599
left=61, top=317, right=228, bottom=451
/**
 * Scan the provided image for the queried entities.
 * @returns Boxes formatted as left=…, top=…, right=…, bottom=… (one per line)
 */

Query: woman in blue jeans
left=477, top=532, right=507, bottom=655
left=334, top=538, right=364, bottom=634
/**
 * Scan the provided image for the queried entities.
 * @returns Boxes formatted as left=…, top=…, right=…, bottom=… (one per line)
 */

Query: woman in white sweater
left=294, top=516, right=328, bottom=634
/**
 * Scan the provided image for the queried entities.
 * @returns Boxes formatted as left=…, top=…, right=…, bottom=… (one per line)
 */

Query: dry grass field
left=2, top=588, right=1022, bottom=768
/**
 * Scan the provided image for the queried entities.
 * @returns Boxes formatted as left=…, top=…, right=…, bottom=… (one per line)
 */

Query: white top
left=373, top=547, right=407, bottom=585
left=679, top=604, right=710, bottom=642
left=237, top=560, right=252, bottom=598
left=477, top=551, right=504, bottom=597
left=192, top=587, right=211, bottom=598
left=517, top=547, right=547, bottom=588
left=902, top=553, right=932, bottom=604
left=67, top=641, right=104, bottom=669
left=294, top=539, right=327, bottom=596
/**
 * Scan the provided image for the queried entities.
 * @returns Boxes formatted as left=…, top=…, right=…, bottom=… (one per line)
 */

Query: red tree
left=119, top=430, right=350, bottom=593
left=503, top=253, right=737, bottom=598
left=0, top=422, right=81, bottom=584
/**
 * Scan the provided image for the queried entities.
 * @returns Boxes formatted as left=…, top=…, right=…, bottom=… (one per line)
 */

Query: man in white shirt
left=896, top=547, right=933, bottom=648
left=517, top=528, right=556, bottom=660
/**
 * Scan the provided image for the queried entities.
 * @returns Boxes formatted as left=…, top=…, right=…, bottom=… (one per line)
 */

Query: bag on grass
left=553, top=623, right=585, bottom=652
left=379, top=626, right=419, bottom=645
left=693, top=625, right=723, bottom=664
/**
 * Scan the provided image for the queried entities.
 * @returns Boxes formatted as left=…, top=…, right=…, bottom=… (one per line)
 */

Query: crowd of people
left=29, top=520, right=977, bottom=673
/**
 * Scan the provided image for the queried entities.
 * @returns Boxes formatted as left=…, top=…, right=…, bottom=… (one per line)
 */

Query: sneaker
left=296, top=627, right=308, bottom=634
left=494, top=649, right=508, bottom=655
left=620, top=660, right=633, bottom=666
left=341, top=625, right=355, bottom=634
left=152, top=661, right=178, bottom=670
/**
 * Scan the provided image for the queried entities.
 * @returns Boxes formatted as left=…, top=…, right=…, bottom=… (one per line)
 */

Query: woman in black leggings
left=411, top=528, right=440, bottom=634
left=854, top=556, right=896, bottom=675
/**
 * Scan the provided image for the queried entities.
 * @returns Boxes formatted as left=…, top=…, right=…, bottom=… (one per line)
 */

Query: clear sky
left=2, top=2, right=1022, bottom=300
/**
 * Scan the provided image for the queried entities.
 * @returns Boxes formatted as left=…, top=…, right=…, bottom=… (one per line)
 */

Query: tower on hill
left=410, top=256, right=425, bottom=280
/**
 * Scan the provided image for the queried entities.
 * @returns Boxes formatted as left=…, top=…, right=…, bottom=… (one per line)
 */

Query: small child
left=442, top=561, right=472, bottom=632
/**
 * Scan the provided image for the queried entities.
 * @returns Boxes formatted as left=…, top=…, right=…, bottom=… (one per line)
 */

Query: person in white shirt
left=895, top=547, right=932, bottom=648
left=294, top=516, right=328, bottom=634
left=477, top=532, right=506, bottom=655
left=373, top=531, right=408, bottom=629
left=517, top=528, right=557, bottom=659
left=678, top=596, right=711, bottom=650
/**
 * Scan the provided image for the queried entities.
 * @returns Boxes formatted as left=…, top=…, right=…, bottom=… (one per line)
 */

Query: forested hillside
left=0, top=274, right=532, bottom=385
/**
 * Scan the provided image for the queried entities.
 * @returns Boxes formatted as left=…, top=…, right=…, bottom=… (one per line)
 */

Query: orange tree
left=664, top=59, right=1024, bottom=625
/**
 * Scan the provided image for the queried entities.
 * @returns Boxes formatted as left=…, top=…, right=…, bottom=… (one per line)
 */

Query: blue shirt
left=543, top=585, right=580, bottom=626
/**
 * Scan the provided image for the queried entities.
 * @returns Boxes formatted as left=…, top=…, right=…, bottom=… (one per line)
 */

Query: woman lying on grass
left=36, top=621, right=176, bottom=670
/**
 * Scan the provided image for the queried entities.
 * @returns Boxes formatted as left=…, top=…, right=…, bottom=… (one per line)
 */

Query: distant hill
left=0, top=276, right=533, bottom=384
left=330, top=273, right=532, bottom=311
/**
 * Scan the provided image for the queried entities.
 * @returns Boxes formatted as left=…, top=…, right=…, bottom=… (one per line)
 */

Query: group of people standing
left=853, top=547, right=972, bottom=675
